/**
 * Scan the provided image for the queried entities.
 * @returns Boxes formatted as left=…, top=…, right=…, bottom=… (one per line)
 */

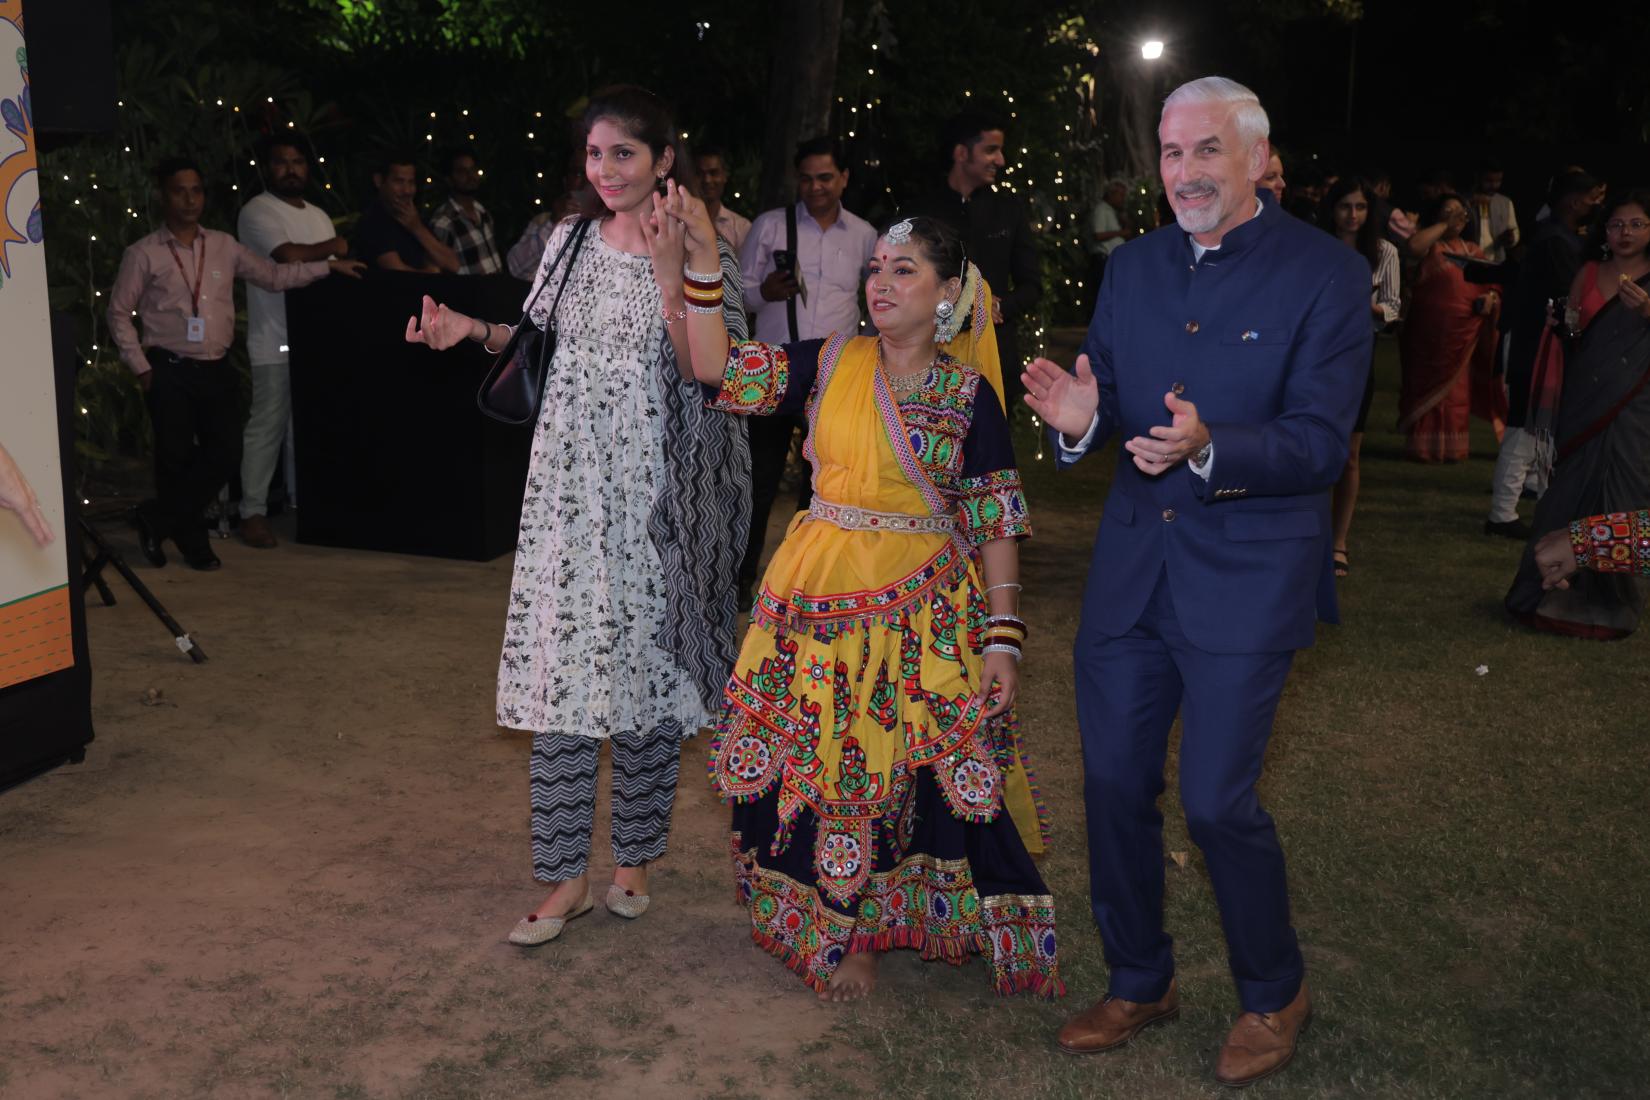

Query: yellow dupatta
left=740, top=290, right=1046, bottom=856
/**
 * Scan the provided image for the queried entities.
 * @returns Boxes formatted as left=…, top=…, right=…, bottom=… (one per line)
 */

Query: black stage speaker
left=24, top=0, right=116, bottom=141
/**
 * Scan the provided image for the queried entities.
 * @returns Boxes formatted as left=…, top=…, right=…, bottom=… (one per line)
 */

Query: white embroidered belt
left=807, top=498, right=954, bottom=534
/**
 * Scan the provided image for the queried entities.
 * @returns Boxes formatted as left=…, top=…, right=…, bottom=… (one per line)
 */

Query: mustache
left=1175, top=179, right=1219, bottom=198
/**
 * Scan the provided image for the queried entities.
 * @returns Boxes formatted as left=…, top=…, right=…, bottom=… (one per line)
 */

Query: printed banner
left=0, top=0, right=72, bottom=690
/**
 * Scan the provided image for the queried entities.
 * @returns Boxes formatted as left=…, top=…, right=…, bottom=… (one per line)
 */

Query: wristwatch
left=1192, top=441, right=1213, bottom=467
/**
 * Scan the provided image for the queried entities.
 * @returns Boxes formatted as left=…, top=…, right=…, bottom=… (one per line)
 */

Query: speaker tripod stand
left=79, top=512, right=207, bottom=663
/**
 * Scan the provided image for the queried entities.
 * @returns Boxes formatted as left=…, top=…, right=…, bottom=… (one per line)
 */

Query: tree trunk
left=756, top=0, right=843, bottom=214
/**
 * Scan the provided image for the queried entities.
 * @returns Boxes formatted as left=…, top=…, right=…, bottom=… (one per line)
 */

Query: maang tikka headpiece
left=886, top=218, right=915, bottom=245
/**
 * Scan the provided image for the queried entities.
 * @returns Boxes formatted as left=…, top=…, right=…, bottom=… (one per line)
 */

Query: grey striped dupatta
left=650, top=235, right=752, bottom=722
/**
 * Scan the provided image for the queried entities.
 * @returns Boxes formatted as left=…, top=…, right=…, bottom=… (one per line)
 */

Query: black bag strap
left=535, top=218, right=592, bottom=340
left=784, top=201, right=799, bottom=342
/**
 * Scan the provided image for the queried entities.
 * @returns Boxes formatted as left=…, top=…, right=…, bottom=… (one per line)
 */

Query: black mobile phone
left=772, top=249, right=795, bottom=272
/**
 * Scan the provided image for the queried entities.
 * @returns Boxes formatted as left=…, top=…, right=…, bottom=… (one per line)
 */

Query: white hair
left=1161, top=76, right=1270, bottom=148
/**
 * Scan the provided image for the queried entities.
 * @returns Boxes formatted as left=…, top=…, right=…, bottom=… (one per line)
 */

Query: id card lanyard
left=167, top=236, right=208, bottom=343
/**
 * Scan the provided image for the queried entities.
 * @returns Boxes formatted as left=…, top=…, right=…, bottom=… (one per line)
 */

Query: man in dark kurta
left=904, top=113, right=1042, bottom=409
left=1024, top=77, right=1369, bottom=1087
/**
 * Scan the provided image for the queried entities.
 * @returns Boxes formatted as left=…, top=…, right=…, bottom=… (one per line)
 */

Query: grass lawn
left=811, top=333, right=1649, bottom=1098
left=1, top=335, right=1643, bottom=1099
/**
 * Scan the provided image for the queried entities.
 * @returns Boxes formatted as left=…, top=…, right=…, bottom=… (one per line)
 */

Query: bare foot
left=613, top=864, right=648, bottom=896
left=530, top=874, right=589, bottom=919
left=820, top=951, right=879, bottom=1002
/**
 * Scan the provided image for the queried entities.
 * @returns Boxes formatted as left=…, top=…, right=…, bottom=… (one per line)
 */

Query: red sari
left=1398, top=240, right=1507, bottom=462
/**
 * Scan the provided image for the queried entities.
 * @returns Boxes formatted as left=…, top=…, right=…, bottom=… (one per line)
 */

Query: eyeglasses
left=1606, top=219, right=1650, bottom=232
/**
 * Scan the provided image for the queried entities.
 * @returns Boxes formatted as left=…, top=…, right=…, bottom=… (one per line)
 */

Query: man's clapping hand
left=1124, top=391, right=1210, bottom=476
left=1022, top=355, right=1099, bottom=441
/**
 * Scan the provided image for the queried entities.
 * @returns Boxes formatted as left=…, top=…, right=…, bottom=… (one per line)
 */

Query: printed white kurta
left=495, top=223, right=707, bottom=738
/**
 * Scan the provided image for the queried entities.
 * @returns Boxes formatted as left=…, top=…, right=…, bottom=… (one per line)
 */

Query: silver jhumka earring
left=934, top=297, right=959, bottom=343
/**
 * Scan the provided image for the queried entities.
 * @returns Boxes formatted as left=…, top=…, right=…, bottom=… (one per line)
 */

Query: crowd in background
left=91, top=104, right=1649, bottom=639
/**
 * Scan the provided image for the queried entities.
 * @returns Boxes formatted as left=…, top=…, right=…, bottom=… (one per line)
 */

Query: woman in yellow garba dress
left=650, top=183, right=1062, bottom=1002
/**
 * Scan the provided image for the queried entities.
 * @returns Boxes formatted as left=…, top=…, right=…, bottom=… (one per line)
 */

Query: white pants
left=1487, top=426, right=1550, bottom=523
left=239, top=358, right=294, bottom=518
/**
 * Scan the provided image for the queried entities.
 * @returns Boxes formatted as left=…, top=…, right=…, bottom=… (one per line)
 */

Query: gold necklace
left=878, top=342, right=938, bottom=395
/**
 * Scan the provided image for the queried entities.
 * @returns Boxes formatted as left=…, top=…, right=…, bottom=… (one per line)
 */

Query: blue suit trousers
left=1075, top=567, right=1304, bottom=1013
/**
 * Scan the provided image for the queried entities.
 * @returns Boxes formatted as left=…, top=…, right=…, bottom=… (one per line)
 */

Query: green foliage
left=43, top=0, right=1129, bottom=479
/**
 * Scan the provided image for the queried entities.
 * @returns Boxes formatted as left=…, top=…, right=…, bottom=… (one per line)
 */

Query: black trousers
left=143, top=350, right=240, bottom=549
left=739, top=413, right=811, bottom=589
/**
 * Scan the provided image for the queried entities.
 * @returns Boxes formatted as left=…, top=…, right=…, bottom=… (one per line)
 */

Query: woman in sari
left=648, top=185, right=1061, bottom=1002
left=1397, top=193, right=1506, bottom=462
left=1506, top=190, right=1650, bottom=638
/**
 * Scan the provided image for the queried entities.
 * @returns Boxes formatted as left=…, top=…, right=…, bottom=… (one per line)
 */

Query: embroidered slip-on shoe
left=507, top=889, right=594, bottom=946
left=605, top=882, right=651, bottom=919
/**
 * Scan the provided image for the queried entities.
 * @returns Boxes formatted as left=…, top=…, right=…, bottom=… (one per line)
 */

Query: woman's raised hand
left=642, top=186, right=689, bottom=287
left=1022, top=354, right=1100, bottom=440
left=404, top=294, right=476, bottom=351
left=663, top=180, right=719, bottom=260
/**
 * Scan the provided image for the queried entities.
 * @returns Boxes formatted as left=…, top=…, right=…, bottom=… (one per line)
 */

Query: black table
left=287, top=271, right=532, bottom=561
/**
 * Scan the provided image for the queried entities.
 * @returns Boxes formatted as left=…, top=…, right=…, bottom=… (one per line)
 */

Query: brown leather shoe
left=240, top=514, right=278, bottom=549
left=1214, top=982, right=1311, bottom=1087
left=1056, top=978, right=1179, bottom=1054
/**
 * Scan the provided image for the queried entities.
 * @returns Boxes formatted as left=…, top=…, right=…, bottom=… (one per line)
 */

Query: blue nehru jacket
left=1056, top=190, right=1371, bottom=654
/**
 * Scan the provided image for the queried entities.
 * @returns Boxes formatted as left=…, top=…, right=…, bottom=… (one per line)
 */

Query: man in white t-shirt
left=1087, top=178, right=1130, bottom=290
left=235, top=136, right=349, bottom=548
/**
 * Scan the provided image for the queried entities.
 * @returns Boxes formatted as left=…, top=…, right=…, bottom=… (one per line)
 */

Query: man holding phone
left=736, top=137, right=878, bottom=600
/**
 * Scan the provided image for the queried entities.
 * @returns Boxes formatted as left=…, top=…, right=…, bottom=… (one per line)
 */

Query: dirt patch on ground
left=0, top=498, right=1101, bottom=1099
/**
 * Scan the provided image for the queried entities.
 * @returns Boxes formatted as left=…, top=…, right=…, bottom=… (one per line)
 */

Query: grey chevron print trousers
left=530, top=721, right=684, bottom=881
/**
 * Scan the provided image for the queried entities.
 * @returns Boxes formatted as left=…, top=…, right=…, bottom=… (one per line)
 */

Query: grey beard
left=1174, top=197, right=1223, bottom=235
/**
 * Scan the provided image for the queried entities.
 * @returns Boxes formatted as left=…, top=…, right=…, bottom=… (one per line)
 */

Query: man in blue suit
left=1025, top=77, right=1369, bottom=1087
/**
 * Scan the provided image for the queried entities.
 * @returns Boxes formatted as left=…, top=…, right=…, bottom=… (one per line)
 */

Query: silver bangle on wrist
left=686, top=301, right=723, bottom=314
left=985, top=582, right=1022, bottom=594
left=981, top=643, right=1022, bottom=661
left=683, top=264, right=723, bottom=282
left=482, top=323, right=513, bottom=354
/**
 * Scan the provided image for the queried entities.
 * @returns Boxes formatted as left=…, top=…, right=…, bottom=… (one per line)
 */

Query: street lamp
left=1141, top=39, right=1164, bottom=61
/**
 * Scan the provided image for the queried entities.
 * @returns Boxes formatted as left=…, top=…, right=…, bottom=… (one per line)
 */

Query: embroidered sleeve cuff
left=959, top=468, right=1032, bottom=544
left=709, top=340, right=790, bottom=415
left=1574, top=511, right=1650, bottom=576
left=1057, top=412, right=1101, bottom=457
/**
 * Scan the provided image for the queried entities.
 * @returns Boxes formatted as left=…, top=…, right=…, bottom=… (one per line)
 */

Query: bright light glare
left=1141, top=40, right=1164, bottom=60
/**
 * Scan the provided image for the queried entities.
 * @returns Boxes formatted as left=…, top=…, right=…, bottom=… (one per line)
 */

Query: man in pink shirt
left=107, top=157, right=363, bottom=570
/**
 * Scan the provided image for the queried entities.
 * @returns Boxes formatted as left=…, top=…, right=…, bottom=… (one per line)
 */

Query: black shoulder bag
left=476, top=218, right=592, bottom=425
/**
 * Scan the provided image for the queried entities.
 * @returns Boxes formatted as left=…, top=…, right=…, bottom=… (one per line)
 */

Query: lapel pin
left=1241, top=329, right=1260, bottom=342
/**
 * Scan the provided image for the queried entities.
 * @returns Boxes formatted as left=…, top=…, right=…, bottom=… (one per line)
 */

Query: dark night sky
left=1106, top=0, right=1648, bottom=213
